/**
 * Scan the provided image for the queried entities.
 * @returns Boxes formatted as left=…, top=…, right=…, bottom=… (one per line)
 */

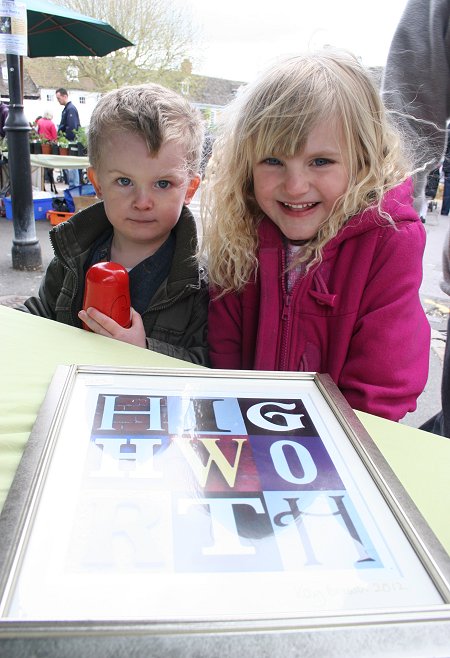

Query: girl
left=202, top=49, right=430, bottom=421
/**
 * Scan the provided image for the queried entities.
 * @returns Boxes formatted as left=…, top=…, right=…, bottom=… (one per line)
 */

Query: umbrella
left=25, top=0, right=133, bottom=57
left=5, top=0, right=133, bottom=270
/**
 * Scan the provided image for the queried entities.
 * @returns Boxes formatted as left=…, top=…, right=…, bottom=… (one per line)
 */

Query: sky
left=177, top=0, right=410, bottom=82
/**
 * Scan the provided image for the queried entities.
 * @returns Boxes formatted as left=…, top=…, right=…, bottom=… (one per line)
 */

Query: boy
left=21, top=83, right=208, bottom=365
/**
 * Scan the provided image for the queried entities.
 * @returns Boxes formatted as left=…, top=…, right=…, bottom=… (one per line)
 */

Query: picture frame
left=0, top=364, right=449, bottom=657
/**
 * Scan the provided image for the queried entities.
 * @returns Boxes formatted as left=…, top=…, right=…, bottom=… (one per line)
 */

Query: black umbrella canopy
left=25, top=0, right=133, bottom=57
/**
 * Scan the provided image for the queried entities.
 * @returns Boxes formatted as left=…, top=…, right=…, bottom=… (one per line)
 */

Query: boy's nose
left=133, top=189, right=154, bottom=210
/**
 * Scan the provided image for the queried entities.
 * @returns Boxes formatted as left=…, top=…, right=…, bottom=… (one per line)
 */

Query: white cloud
left=179, top=0, right=409, bottom=81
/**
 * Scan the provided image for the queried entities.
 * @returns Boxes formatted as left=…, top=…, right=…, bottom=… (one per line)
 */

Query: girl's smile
left=252, top=120, right=349, bottom=241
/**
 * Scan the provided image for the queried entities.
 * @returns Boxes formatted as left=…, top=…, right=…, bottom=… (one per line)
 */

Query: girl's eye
left=313, top=158, right=331, bottom=167
left=156, top=180, right=171, bottom=189
left=263, top=157, right=282, bottom=166
left=117, top=177, right=132, bottom=186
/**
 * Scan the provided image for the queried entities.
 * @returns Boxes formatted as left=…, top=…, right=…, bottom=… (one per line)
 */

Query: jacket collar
left=50, top=202, right=203, bottom=288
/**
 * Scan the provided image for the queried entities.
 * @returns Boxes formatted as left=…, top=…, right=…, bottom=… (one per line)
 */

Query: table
left=1, top=305, right=450, bottom=655
left=0, top=304, right=449, bottom=557
left=29, top=154, right=90, bottom=170
left=3, top=153, right=90, bottom=191
left=29, top=154, right=90, bottom=191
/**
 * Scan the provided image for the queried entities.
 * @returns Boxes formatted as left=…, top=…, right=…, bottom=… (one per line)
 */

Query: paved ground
left=0, top=188, right=447, bottom=430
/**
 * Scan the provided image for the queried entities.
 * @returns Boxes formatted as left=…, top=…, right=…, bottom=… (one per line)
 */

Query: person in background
left=36, top=110, right=58, bottom=193
left=202, top=49, right=429, bottom=422
left=381, top=0, right=450, bottom=221
left=0, top=100, right=8, bottom=139
left=424, top=166, right=440, bottom=216
left=36, top=109, right=57, bottom=142
left=440, top=125, right=450, bottom=217
left=0, top=100, right=9, bottom=193
left=382, top=0, right=450, bottom=436
left=419, top=225, right=450, bottom=437
left=56, top=87, right=80, bottom=188
left=17, top=83, right=208, bottom=365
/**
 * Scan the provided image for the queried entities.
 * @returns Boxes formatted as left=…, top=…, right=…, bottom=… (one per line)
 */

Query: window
left=79, top=96, right=86, bottom=105
left=66, top=65, right=79, bottom=82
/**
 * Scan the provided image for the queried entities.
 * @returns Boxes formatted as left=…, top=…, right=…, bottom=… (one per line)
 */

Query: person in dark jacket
left=0, top=101, right=8, bottom=138
left=20, top=83, right=208, bottom=366
left=56, top=87, right=80, bottom=187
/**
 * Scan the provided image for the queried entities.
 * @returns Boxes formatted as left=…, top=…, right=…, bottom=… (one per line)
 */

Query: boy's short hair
left=55, top=87, right=68, bottom=96
left=88, top=83, right=204, bottom=177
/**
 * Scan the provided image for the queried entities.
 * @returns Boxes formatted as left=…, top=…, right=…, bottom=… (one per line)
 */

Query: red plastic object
left=82, top=262, right=131, bottom=331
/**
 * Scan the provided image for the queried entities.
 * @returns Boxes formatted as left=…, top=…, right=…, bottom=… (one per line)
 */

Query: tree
left=50, top=0, right=200, bottom=91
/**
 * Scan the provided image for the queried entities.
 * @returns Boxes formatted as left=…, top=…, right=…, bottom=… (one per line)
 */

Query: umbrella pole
left=4, top=54, right=42, bottom=270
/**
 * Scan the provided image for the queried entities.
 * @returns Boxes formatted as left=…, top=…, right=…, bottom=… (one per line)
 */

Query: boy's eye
left=117, top=177, right=132, bottom=186
left=156, top=180, right=171, bottom=189
left=312, top=158, right=332, bottom=167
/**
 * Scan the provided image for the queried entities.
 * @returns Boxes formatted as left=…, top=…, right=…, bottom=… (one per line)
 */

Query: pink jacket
left=36, top=117, right=57, bottom=142
left=208, top=179, right=430, bottom=421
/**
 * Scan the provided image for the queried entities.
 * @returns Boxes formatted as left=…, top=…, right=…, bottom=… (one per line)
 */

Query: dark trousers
left=441, top=171, right=450, bottom=215
left=420, top=314, right=450, bottom=438
left=425, top=168, right=440, bottom=199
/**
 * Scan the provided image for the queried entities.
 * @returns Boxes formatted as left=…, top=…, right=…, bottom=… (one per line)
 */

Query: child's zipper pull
left=282, top=294, right=292, bottom=321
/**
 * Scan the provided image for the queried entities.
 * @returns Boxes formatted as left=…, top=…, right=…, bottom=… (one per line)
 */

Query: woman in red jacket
left=36, top=110, right=57, bottom=142
left=202, top=49, right=430, bottom=422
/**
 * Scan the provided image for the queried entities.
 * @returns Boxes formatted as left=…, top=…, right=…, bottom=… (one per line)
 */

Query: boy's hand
left=78, top=307, right=146, bottom=348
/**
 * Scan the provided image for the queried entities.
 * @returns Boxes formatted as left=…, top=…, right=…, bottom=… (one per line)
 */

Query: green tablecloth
left=0, top=304, right=449, bottom=554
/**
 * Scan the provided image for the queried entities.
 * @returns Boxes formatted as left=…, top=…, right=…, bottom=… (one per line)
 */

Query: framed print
left=0, top=365, right=449, bottom=656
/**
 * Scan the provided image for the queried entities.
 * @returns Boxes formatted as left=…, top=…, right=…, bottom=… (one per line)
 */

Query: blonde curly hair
left=201, top=49, right=410, bottom=293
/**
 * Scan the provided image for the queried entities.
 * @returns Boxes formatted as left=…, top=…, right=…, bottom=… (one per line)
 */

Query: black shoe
left=420, top=216, right=426, bottom=224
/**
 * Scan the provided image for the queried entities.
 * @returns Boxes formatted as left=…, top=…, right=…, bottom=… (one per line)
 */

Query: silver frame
left=0, top=364, right=449, bottom=657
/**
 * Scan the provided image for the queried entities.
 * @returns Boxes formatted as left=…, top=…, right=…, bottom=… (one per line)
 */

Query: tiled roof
left=190, top=74, right=245, bottom=106
left=24, top=57, right=97, bottom=92
left=0, top=54, right=384, bottom=105
left=6, top=55, right=245, bottom=105
left=0, top=56, right=40, bottom=99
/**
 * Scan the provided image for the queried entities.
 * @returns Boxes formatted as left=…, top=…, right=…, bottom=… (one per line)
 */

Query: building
left=0, top=55, right=245, bottom=132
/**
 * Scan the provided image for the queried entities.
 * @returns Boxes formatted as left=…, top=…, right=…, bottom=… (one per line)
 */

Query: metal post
left=4, top=53, right=42, bottom=270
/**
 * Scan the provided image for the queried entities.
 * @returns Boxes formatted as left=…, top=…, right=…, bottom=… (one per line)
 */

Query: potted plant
left=73, top=126, right=88, bottom=156
left=34, top=137, right=42, bottom=155
left=40, top=136, right=52, bottom=155
left=29, top=126, right=41, bottom=154
left=57, top=132, right=69, bottom=155
left=68, top=141, right=79, bottom=156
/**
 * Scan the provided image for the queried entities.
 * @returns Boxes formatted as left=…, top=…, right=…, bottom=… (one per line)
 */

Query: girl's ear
left=87, top=167, right=102, bottom=198
left=184, top=175, right=201, bottom=205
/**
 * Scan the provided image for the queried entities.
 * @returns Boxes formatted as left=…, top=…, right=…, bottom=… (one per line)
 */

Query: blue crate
left=4, top=194, right=54, bottom=221
left=67, top=183, right=95, bottom=197
left=64, top=183, right=95, bottom=212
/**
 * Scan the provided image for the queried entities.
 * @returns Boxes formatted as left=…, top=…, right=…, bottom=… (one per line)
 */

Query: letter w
left=174, top=438, right=245, bottom=487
